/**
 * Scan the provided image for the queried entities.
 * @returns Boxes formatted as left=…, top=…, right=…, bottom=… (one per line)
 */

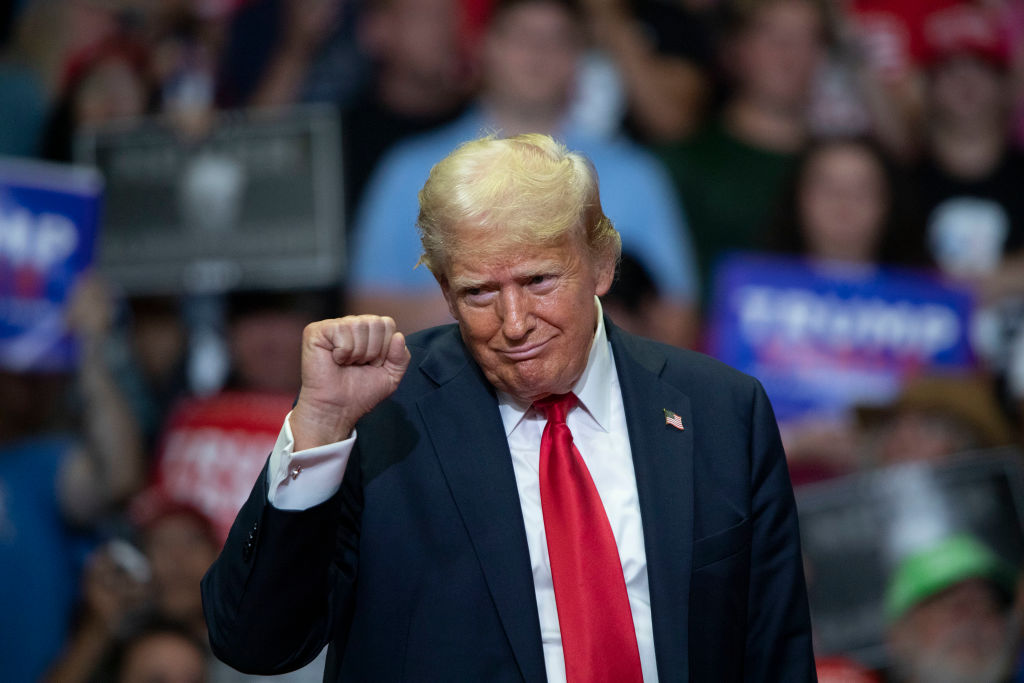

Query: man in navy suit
left=201, top=134, right=815, bottom=682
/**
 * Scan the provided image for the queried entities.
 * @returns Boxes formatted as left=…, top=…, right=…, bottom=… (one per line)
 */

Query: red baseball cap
left=816, top=656, right=880, bottom=683
left=921, top=3, right=1011, bottom=70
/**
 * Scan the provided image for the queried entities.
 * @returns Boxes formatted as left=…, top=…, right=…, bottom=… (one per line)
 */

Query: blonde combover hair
left=416, top=133, right=622, bottom=278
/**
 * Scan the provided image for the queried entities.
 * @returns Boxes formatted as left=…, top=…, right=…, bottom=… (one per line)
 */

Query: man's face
left=929, top=55, right=1006, bottom=130
left=482, top=1, right=581, bottom=114
left=890, top=578, right=1016, bottom=683
left=144, top=514, right=218, bottom=624
left=799, top=143, right=887, bottom=263
left=120, top=633, right=206, bottom=683
left=439, top=226, right=615, bottom=404
left=230, top=309, right=305, bottom=394
left=374, top=0, right=464, bottom=86
left=730, top=0, right=825, bottom=110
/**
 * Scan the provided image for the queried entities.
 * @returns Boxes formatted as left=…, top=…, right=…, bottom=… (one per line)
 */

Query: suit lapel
left=608, top=323, right=694, bottom=682
left=416, top=329, right=547, bottom=683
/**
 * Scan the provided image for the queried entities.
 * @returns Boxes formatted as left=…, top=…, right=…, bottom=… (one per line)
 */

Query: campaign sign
left=707, top=253, right=975, bottom=423
left=0, top=157, right=103, bottom=372
left=154, top=391, right=294, bottom=544
left=74, top=105, right=342, bottom=295
left=796, top=450, right=1024, bottom=668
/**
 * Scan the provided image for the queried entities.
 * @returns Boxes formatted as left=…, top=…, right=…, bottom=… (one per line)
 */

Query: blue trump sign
left=707, top=253, right=975, bottom=423
left=0, top=158, right=103, bottom=372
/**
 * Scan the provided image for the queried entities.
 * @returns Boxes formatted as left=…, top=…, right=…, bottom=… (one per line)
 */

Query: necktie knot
left=533, top=392, right=578, bottom=425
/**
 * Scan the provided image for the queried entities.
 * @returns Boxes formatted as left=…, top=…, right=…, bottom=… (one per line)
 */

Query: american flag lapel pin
left=663, top=408, right=684, bottom=431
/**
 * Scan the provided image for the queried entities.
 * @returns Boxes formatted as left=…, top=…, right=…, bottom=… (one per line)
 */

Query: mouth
left=500, top=339, right=551, bottom=361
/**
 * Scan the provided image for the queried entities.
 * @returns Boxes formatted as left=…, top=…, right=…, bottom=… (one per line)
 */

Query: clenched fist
left=289, top=315, right=411, bottom=450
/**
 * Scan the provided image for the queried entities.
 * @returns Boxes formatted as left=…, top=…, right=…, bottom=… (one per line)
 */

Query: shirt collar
left=497, top=297, right=613, bottom=436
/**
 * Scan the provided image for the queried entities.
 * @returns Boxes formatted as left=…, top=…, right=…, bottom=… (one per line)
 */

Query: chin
left=902, top=631, right=1015, bottom=683
left=500, top=373, right=562, bottom=404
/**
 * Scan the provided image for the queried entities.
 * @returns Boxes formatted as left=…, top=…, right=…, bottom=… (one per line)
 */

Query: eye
left=527, top=273, right=556, bottom=291
left=462, top=286, right=495, bottom=306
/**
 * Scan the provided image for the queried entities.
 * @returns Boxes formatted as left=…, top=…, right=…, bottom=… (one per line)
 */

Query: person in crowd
left=0, top=0, right=49, bottom=157
left=152, top=290, right=330, bottom=544
left=809, top=0, right=972, bottom=161
left=110, top=618, right=209, bottom=683
left=885, top=534, right=1020, bottom=683
left=758, top=136, right=927, bottom=482
left=654, top=0, right=828, bottom=297
left=217, top=0, right=366, bottom=110
left=145, top=0, right=228, bottom=132
left=202, top=131, right=814, bottom=682
left=236, top=0, right=475, bottom=225
left=599, top=252, right=668, bottom=343
left=49, top=494, right=325, bottom=683
left=0, top=274, right=144, bottom=683
left=45, top=497, right=216, bottom=683
left=910, top=3, right=1024, bottom=436
left=33, top=0, right=235, bottom=160
left=574, top=0, right=716, bottom=142
left=138, top=498, right=220, bottom=640
left=11, top=0, right=132, bottom=100
left=340, top=0, right=474, bottom=224
left=914, top=2, right=1024, bottom=300
left=770, top=136, right=926, bottom=267
left=348, top=0, right=699, bottom=347
left=111, top=295, right=190, bottom=454
left=40, top=34, right=154, bottom=162
left=857, top=373, right=1017, bottom=467
left=59, top=616, right=211, bottom=683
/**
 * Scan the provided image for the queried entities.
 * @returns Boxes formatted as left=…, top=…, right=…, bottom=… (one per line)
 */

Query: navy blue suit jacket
left=201, top=320, right=815, bottom=681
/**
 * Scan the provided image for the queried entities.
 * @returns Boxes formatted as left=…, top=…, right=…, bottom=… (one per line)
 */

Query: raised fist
left=289, top=315, right=410, bottom=450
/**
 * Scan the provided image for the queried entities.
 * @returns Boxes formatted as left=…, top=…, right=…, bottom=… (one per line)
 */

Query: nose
left=499, top=287, right=534, bottom=341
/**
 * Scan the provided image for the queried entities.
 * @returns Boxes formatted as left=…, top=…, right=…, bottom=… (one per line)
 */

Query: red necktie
left=535, top=393, right=644, bottom=683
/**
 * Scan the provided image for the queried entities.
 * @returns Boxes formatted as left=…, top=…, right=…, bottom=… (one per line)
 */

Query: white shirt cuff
left=266, top=411, right=356, bottom=511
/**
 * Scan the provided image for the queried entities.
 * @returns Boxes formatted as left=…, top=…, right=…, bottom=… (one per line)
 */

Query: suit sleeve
left=200, top=451, right=363, bottom=674
left=744, top=380, right=817, bottom=682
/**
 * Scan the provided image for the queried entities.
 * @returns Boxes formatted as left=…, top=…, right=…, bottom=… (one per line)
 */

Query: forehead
left=444, top=224, right=587, bottom=280
left=492, top=1, right=578, bottom=32
left=932, top=54, right=1004, bottom=79
left=748, top=0, right=823, bottom=35
left=806, top=144, right=881, bottom=175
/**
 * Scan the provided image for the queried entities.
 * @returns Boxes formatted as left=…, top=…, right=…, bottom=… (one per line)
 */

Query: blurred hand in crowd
left=66, top=272, right=116, bottom=342
left=44, top=541, right=153, bottom=683
left=82, top=542, right=153, bottom=636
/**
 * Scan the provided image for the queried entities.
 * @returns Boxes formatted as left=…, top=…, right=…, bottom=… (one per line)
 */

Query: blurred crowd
left=2, top=0, right=1024, bottom=681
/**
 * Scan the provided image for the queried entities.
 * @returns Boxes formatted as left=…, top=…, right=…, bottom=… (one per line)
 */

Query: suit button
left=242, top=521, right=258, bottom=561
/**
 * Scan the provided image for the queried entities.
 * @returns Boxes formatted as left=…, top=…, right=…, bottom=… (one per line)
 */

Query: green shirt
left=655, top=121, right=797, bottom=299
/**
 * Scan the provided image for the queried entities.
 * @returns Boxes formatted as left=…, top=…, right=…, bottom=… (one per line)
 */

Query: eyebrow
left=448, top=275, right=492, bottom=292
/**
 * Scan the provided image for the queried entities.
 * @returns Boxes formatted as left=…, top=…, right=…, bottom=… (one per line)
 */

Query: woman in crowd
left=769, top=135, right=926, bottom=267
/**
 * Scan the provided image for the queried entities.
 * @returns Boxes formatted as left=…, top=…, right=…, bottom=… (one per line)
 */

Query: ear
left=593, top=250, right=617, bottom=298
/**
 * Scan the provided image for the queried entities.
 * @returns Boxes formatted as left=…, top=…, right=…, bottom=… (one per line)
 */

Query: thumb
left=384, top=332, right=410, bottom=374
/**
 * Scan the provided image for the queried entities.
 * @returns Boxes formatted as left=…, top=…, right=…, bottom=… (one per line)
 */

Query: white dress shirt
left=266, top=300, right=658, bottom=682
